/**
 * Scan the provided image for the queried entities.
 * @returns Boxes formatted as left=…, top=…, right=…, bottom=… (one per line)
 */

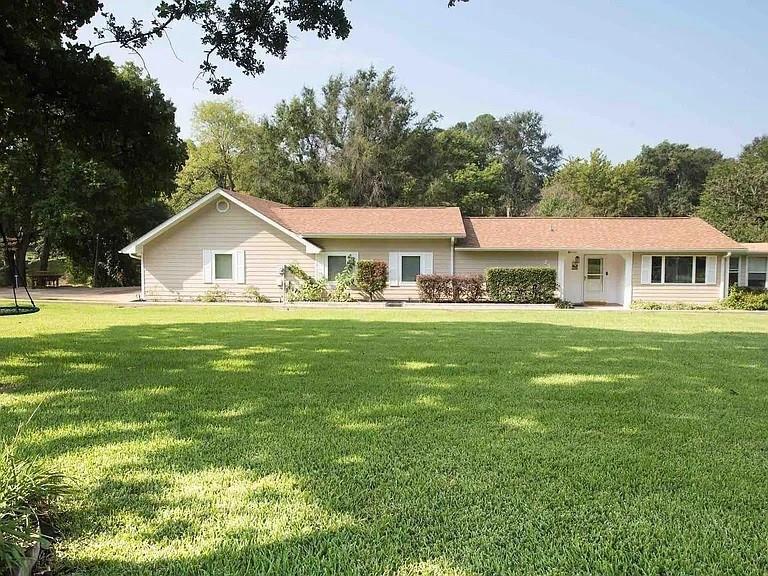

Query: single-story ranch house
left=121, top=188, right=768, bottom=307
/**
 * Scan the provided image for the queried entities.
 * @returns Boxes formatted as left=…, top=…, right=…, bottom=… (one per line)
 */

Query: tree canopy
left=536, top=150, right=652, bottom=217
left=0, top=61, right=185, bottom=285
left=96, top=0, right=466, bottom=93
left=174, top=69, right=562, bottom=216
left=635, top=142, right=722, bottom=216
left=698, top=137, right=768, bottom=242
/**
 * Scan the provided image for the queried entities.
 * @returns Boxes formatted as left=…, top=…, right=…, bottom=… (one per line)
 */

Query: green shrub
left=721, top=286, right=768, bottom=310
left=416, top=275, right=484, bottom=302
left=355, top=260, right=388, bottom=301
left=485, top=267, right=557, bottom=303
left=285, top=264, right=329, bottom=302
left=197, top=285, right=230, bottom=302
left=554, top=298, right=574, bottom=309
left=1, top=430, right=69, bottom=571
left=329, top=258, right=356, bottom=302
left=630, top=300, right=721, bottom=311
left=243, top=286, right=270, bottom=303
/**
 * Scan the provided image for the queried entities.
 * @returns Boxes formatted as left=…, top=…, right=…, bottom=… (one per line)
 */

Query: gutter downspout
left=722, top=252, right=731, bottom=298
left=450, top=237, right=455, bottom=275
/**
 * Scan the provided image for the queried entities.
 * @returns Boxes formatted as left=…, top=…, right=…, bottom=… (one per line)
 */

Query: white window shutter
left=421, top=252, right=434, bottom=274
left=235, top=250, right=246, bottom=284
left=315, top=254, right=327, bottom=279
left=640, top=256, right=652, bottom=285
left=705, top=256, right=717, bottom=285
left=388, top=252, right=399, bottom=286
left=203, top=250, right=213, bottom=283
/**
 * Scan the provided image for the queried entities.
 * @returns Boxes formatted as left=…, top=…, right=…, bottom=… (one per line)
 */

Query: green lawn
left=1, top=304, right=767, bottom=575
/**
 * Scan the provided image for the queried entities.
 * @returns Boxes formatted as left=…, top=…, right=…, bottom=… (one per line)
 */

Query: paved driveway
left=2, top=286, right=140, bottom=303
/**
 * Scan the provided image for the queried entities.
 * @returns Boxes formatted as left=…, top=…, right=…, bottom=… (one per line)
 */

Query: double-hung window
left=322, top=252, right=357, bottom=282
left=728, top=257, right=741, bottom=287
left=646, top=255, right=713, bottom=284
left=214, top=252, right=233, bottom=280
left=747, top=256, right=768, bottom=288
left=401, top=255, right=422, bottom=283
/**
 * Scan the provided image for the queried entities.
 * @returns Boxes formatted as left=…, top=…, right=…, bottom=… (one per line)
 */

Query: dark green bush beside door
left=485, top=267, right=557, bottom=303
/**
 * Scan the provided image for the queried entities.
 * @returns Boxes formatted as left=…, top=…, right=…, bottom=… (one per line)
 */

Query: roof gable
left=120, top=189, right=321, bottom=256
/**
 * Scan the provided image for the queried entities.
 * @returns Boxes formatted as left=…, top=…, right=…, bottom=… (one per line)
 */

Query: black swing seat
left=0, top=305, right=40, bottom=316
left=2, top=225, right=41, bottom=317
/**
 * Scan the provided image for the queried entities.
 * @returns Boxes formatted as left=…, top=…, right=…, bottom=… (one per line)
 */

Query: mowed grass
left=1, top=304, right=768, bottom=575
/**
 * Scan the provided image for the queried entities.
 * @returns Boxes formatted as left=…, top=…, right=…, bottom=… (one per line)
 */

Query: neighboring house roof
left=228, top=190, right=466, bottom=237
left=741, top=242, right=768, bottom=254
left=458, top=217, right=742, bottom=251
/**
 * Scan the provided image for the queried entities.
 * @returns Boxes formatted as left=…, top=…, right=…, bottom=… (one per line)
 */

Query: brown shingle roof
left=227, top=190, right=465, bottom=237
left=226, top=190, right=743, bottom=250
left=742, top=242, right=768, bottom=253
left=458, top=217, right=741, bottom=251
left=277, top=207, right=465, bottom=236
left=226, top=190, right=291, bottom=228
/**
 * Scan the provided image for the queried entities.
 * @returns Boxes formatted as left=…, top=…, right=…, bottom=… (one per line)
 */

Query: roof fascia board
left=455, top=247, right=734, bottom=252
left=305, top=233, right=463, bottom=239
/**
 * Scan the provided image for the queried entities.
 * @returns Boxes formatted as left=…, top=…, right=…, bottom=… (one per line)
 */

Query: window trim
left=649, top=255, right=710, bottom=285
left=323, top=252, right=358, bottom=283
left=747, top=256, right=768, bottom=289
left=213, top=250, right=235, bottom=281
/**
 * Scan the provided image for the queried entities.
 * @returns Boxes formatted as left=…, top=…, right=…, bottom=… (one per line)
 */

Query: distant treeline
left=175, top=67, right=767, bottom=243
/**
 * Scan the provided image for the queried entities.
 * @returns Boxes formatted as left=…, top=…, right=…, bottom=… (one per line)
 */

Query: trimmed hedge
left=355, top=260, right=388, bottom=301
left=486, top=267, right=557, bottom=303
left=416, top=274, right=484, bottom=302
left=722, top=286, right=768, bottom=310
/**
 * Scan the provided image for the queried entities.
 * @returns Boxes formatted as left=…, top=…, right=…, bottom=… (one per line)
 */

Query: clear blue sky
left=85, top=0, right=767, bottom=162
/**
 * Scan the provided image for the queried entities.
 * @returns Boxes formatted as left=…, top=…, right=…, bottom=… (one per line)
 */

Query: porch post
left=622, top=252, right=633, bottom=308
left=557, top=251, right=566, bottom=300
left=721, top=254, right=730, bottom=297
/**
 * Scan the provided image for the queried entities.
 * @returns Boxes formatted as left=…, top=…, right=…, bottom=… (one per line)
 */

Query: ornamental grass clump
left=1, top=419, right=70, bottom=572
left=329, top=258, right=356, bottom=302
left=285, top=264, right=329, bottom=302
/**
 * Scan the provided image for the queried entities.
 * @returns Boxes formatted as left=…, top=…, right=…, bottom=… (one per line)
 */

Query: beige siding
left=454, top=250, right=558, bottom=276
left=143, top=201, right=315, bottom=302
left=313, top=238, right=452, bottom=300
left=631, top=253, right=723, bottom=304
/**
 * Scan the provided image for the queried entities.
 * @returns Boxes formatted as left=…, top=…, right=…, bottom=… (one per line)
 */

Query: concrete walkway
left=1, top=286, right=140, bottom=303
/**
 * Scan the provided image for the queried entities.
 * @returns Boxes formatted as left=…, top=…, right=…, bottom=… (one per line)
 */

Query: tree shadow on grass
left=1, top=317, right=768, bottom=575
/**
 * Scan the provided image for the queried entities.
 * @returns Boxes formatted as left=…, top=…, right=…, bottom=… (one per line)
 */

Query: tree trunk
left=14, top=237, right=30, bottom=287
left=2, top=250, right=13, bottom=286
left=39, top=236, right=51, bottom=271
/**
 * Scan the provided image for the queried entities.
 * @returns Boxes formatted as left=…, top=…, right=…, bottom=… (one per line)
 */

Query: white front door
left=584, top=256, right=605, bottom=302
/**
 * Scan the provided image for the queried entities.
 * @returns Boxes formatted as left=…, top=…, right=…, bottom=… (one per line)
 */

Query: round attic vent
left=216, top=199, right=230, bottom=213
